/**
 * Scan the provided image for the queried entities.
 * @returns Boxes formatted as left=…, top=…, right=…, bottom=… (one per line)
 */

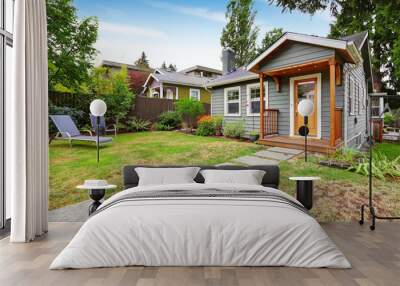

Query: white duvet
left=50, top=183, right=351, bottom=269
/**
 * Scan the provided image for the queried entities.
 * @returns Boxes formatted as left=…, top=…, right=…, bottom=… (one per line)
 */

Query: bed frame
left=123, top=165, right=280, bottom=189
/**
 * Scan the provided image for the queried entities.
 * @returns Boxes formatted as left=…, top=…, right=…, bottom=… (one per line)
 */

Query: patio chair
left=90, top=114, right=117, bottom=137
left=50, top=115, right=113, bottom=147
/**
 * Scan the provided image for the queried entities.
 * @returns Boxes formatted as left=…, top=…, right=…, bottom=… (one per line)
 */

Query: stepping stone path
left=227, top=147, right=303, bottom=166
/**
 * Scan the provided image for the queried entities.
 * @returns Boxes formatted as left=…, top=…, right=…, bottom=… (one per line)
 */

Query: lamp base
left=359, top=203, right=400, bottom=231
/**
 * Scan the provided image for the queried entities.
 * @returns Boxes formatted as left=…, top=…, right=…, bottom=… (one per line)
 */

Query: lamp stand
left=359, top=97, right=400, bottom=230
left=304, top=116, right=308, bottom=162
left=96, top=116, right=100, bottom=166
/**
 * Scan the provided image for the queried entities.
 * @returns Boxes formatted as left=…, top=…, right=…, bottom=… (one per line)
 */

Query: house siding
left=260, top=42, right=335, bottom=72
left=211, top=71, right=332, bottom=140
left=343, top=63, right=368, bottom=148
left=147, top=83, right=211, bottom=104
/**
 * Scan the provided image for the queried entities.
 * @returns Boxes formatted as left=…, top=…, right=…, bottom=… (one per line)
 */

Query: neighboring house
left=207, top=31, right=372, bottom=153
left=142, top=66, right=222, bottom=104
left=101, top=60, right=153, bottom=95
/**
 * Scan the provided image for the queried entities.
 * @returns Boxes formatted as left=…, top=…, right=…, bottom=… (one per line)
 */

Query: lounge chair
left=90, top=114, right=117, bottom=137
left=50, top=115, right=113, bottom=147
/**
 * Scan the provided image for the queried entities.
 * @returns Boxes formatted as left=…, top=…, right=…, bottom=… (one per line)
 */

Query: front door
left=294, top=78, right=318, bottom=137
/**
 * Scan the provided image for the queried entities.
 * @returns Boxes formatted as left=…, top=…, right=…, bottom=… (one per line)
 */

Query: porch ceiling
left=262, top=58, right=331, bottom=77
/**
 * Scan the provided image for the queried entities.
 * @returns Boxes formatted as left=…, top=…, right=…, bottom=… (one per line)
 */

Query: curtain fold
left=10, top=0, right=49, bottom=242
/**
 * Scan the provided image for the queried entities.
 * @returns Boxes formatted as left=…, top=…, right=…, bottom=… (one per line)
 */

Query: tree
left=258, top=28, right=284, bottom=53
left=221, top=0, right=259, bottom=67
left=268, top=0, right=400, bottom=90
left=134, top=51, right=150, bottom=69
left=168, top=63, right=177, bottom=71
left=47, top=0, right=98, bottom=91
left=87, top=66, right=135, bottom=126
left=161, top=61, right=167, bottom=69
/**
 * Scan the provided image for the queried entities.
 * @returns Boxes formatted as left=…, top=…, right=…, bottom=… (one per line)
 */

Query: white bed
left=50, top=182, right=351, bottom=269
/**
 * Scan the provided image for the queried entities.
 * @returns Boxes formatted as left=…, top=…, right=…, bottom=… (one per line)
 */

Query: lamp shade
left=298, top=99, right=314, bottom=116
left=90, top=99, right=107, bottom=116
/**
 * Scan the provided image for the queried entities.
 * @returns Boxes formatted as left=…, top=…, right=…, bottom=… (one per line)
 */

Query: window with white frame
left=190, top=88, right=200, bottom=101
left=246, top=82, right=268, bottom=116
left=224, top=87, right=241, bottom=116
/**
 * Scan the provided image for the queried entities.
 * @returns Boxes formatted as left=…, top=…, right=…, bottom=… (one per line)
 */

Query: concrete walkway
left=229, top=146, right=303, bottom=166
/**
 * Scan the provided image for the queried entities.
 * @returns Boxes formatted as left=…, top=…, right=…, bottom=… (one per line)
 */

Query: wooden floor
left=259, top=135, right=342, bottom=154
left=0, top=222, right=399, bottom=286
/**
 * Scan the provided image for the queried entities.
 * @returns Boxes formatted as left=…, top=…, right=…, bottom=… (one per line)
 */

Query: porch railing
left=334, top=107, right=343, bottom=143
left=263, top=109, right=279, bottom=136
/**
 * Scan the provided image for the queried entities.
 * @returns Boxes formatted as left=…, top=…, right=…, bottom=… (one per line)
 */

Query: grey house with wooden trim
left=207, top=31, right=371, bottom=153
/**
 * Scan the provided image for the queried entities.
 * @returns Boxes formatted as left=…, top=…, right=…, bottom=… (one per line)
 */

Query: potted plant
left=249, top=130, right=259, bottom=142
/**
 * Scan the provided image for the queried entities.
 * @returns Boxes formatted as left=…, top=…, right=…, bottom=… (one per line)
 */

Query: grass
left=375, top=142, right=400, bottom=160
left=49, top=131, right=262, bottom=210
left=279, top=155, right=400, bottom=222
left=50, top=132, right=400, bottom=222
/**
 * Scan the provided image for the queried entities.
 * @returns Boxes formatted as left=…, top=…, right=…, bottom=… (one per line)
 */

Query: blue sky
left=75, top=0, right=333, bottom=70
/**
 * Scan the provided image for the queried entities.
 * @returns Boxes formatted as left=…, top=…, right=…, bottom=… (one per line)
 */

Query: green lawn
left=375, top=142, right=400, bottom=160
left=50, top=132, right=400, bottom=222
left=49, top=131, right=262, bottom=210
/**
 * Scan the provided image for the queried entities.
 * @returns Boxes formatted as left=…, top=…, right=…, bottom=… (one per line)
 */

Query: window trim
left=189, top=88, right=200, bottom=101
left=349, top=77, right=356, bottom=116
left=224, top=86, right=241, bottom=117
left=246, top=82, right=268, bottom=116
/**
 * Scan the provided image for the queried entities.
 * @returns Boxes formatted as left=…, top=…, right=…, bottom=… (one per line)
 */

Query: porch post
left=160, top=83, right=164, bottom=99
left=329, top=59, right=336, bottom=146
left=259, top=74, right=265, bottom=139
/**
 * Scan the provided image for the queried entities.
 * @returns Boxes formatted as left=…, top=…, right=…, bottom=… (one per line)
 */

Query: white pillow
left=135, top=167, right=200, bottom=186
left=200, top=169, right=266, bottom=185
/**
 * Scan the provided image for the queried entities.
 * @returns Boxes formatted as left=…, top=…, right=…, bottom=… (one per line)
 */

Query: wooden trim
left=264, top=57, right=333, bottom=75
left=329, top=59, right=336, bottom=146
left=272, top=76, right=281, bottom=92
left=335, top=63, right=342, bottom=86
left=259, top=74, right=265, bottom=139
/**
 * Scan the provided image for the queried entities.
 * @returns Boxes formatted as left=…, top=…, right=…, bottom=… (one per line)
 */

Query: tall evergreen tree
left=168, top=63, right=177, bottom=71
left=134, top=51, right=150, bottom=69
left=221, top=0, right=259, bottom=67
left=258, top=28, right=284, bottom=54
left=161, top=61, right=167, bottom=69
left=268, top=0, right=400, bottom=90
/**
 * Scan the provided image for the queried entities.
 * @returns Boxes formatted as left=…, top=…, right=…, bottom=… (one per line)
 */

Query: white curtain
left=9, top=0, right=49, bottom=242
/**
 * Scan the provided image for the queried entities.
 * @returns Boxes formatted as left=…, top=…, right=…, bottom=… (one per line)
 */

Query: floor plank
left=0, top=222, right=399, bottom=286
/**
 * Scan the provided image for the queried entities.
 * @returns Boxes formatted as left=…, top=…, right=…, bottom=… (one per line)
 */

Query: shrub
left=213, top=116, right=223, bottom=135
left=349, top=153, right=400, bottom=180
left=196, top=118, right=215, bottom=136
left=384, top=113, right=394, bottom=126
left=157, top=111, right=181, bottom=129
left=330, top=147, right=362, bottom=163
left=152, top=122, right=174, bottom=131
left=127, top=117, right=151, bottom=132
left=223, top=120, right=245, bottom=138
left=175, top=98, right=205, bottom=129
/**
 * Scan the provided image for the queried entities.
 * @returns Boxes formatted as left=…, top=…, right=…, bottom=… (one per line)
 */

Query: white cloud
left=145, top=0, right=226, bottom=23
left=99, top=21, right=167, bottom=39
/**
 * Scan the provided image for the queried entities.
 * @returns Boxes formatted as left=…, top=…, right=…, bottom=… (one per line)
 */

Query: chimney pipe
left=222, top=48, right=235, bottom=75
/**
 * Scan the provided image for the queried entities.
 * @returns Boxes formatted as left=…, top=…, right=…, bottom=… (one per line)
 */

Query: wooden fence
left=49, top=92, right=211, bottom=124
left=130, top=96, right=211, bottom=122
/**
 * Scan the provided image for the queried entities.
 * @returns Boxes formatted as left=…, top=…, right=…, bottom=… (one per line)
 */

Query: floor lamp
left=298, top=99, right=314, bottom=162
left=359, top=94, right=400, bottom=230
left=90, top=99, right=107, bottom=165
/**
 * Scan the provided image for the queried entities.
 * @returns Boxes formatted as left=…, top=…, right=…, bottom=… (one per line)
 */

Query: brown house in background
left=100, top=60, right=153, bottom=95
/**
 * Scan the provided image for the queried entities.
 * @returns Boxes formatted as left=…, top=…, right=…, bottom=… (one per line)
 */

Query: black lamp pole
left=96, top=116, right=100, bottom=165
left=304, top=116, right=308, bottom=162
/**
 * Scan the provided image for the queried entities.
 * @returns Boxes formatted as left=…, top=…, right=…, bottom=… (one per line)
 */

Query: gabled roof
left=205, top=67, right=257, bottom=88
left=179, top=65, right=223, bottom=75
left=340, top=31, right=368, bottom=50
left=143, top=69, right=211, bottom=88
left=101, top=60, right=153, bottom=72
left=247, top=32, right=363, bottom=72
